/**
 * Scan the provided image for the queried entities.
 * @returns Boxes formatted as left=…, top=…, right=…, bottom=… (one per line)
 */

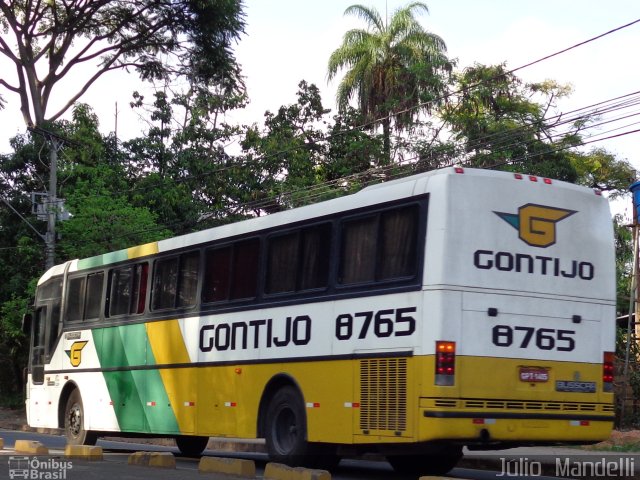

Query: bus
left=23, top=167, right=616, bottom=475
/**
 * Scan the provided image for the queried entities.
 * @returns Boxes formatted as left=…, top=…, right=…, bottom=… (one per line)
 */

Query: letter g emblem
left=518, top=205, right=575, bottom=247
left=494, top=204, right=576, bottom=248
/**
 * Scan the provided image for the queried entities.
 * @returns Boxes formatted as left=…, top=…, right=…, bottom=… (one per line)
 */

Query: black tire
left=265, top=386, right=310, bottom=466
left=64, top=389, right=97, bottom=446
left=387, top=446, right=462, bottom=475
left=175, top=435, right=209, bottom=456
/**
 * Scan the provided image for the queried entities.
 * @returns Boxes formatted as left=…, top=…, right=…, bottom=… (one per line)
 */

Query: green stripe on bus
left=77, top=249, right=129, bottom=270
left=93, top=325, right=180, bottom=433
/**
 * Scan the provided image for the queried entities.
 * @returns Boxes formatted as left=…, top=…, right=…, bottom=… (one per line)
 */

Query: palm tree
left=327, top=2, right=452, bottom=164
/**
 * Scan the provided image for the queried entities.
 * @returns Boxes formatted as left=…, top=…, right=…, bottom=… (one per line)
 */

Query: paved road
left=1, top=429, right=637, bottom=479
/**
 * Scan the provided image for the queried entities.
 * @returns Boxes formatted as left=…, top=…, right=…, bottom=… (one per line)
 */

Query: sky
left=1, top=0, right=640, bottom=211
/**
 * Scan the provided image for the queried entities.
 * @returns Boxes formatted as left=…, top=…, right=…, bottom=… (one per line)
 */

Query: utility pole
left=623, top=180, right=640, bottom=425
left=44, top=136, right=59, bottom=270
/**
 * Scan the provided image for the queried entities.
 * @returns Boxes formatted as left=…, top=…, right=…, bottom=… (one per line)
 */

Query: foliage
left=440, top=63, right=580, bottom=181
left=239, top=81, right=384, bottom=212
left=614, top=214, right=634, bottom=317
left=569, top=148, right=636, bottom=198
left=124, top=80, right=248, bottom=230
left=328, top=2, right=453, bottom=164
left=0, top=0, right=246, bottom=127
left=616, top=325, right=640, bottom=428
left=0, top=105, right=171, bottom=399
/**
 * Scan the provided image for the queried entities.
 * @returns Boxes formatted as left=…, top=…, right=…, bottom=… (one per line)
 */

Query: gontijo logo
left=494, top=204, right=576, bottom=248
left=65, top=341, right=88, bottom=367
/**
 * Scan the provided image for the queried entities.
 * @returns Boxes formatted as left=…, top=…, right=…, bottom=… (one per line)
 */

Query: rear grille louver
left=359, top=358, right=407, bottom=432
left=427, top=398, right=611, bottom=413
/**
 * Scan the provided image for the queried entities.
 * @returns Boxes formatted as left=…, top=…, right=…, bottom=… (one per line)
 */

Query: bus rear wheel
left=64, top=389, right=97, bottom=446
left=387, top=446, right=462, bottom=475
left=264, top=385, right=339, bottom=469
left=175, top=435, right=209, bottom=456
left=265, top=386, right=309, bottom=466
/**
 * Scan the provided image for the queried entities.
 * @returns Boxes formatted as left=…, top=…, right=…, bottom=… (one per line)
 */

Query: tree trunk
left=382, top=116, right=391, bottom=166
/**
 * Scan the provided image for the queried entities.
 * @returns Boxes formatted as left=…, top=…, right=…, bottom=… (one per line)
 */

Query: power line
left=5, top=16, right=640, bottom=246
left=44, top=16, right=640, bottom=206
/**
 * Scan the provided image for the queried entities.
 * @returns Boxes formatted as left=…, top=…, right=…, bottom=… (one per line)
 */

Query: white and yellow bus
left=24, top=167, right=616, bottom=475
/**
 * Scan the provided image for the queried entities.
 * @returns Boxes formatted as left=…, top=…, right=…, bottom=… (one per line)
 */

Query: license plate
left=519, top=367, right=549, bottom=382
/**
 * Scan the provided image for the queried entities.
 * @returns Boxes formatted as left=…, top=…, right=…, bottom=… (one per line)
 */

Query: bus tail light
left=603, top=352, right=614, bottom=392
left=435, top=341, right=456, bottom=386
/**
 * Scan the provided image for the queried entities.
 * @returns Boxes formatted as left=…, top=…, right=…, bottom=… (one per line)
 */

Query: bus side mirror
left=22, top=313, right=32, bottom=335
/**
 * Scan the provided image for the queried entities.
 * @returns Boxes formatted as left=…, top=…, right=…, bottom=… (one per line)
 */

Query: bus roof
left=38, top=167, right=606, bottom=284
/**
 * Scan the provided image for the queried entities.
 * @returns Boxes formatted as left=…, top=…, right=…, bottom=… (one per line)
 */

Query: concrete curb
left=64, top=444, right=103, bottom=461
left=14, top=440, right=49, bottom=455
left=127, top=451, right=176, bottom=469
left=198, top=456, right=256, bottom=476
left=264, top=462, right=331, bottom=480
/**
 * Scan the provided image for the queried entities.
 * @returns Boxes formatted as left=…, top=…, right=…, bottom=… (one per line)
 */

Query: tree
left=440, top=64, right=581, bottom=180
left=327, top=2, right=452, bottom=164
left=569, top=148, right=636, bottom=198
left=123, top=80, right=247, bottom=231
left=0, top=0, right=246, bottom=127
left=239, top=81, right=331, bottom=213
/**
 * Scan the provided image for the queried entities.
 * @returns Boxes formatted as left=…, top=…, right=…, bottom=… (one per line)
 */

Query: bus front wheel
left=64, top=389, right=97, bottom=446
left=175, top=435, right=209, bottom=456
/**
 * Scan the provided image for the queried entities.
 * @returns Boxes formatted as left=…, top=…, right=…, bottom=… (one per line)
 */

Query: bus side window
left=378, top=206, right=418, bottom=280
left=339, top=215, right=377, bottom=284
left=266, top=223, right=331, bottom=294
left=108, top=264, right=148, bottom=317
left=66, top=277, right=86, bottom=322
left=151, top=258, right=178, bottom=310
left=177, top=251, right=200, bottom=308
left=299, top=223, right=331, bottom=290
left=203, top=246, right=232, bottom=303
left=108, top=267, right=133, bottom=316
left=48, top=299, right=61, bottom=356
left=231, top=239, right=260, bottom=300
left=85, top=272, right=104, bottom=320
left=339, top=205, right=419, bottom=285
left=266, top=232, right=298, bottom=294
left=151, top=252, right=199, bottom=310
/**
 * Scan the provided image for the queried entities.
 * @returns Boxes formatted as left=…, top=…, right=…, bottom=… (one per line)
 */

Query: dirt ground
left=583, top=429, right=640, bottom=450
left=0, top=406, right=28, bottom=431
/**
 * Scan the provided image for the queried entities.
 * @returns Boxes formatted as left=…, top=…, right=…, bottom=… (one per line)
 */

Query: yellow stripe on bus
left=146, top=320, right=196, bottom=434
left=127, top=242, right=159, bottom=260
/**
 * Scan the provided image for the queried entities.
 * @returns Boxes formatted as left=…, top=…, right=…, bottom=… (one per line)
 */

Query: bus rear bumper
left=419, top=410, right=614, bottom=445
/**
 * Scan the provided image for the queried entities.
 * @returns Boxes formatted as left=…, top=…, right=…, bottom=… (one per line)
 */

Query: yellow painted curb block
left=64, top=444, right=103, bottom=460
left=0, top=438, right=4, bottom=449
left=198, top=456, right=256, bottom=476
left=127, top=451, right=176, bottom=469
left=14, top=440, right=49, bottom=455
left=264, top=462, right=331, bottom=480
